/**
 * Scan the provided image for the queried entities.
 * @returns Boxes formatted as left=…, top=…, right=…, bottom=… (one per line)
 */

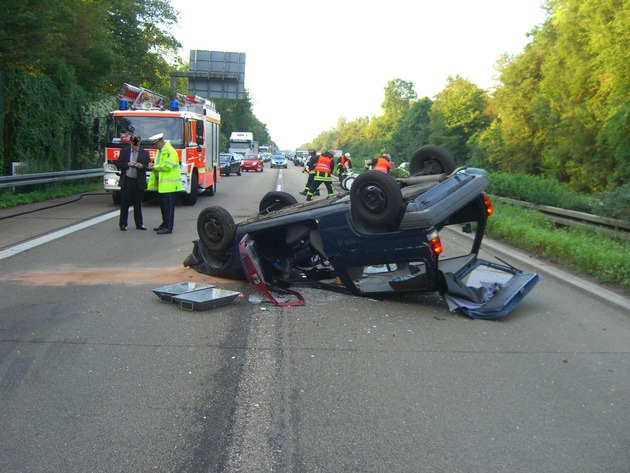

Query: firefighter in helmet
left=337, top=152, right=352, bottom=181
left=300, top=148, right=320, bottom=196
left=371, top=153, right=392, bottom=173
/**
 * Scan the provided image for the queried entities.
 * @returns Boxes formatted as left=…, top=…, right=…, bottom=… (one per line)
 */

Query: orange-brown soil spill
left=1, top=266, right=237, bottom=287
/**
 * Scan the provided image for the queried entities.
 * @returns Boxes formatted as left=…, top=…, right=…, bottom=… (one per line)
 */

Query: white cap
left=148, top=133, right=164, bottom=144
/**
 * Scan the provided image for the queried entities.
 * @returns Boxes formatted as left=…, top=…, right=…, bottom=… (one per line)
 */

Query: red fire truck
left=97, top=83, right=221, bottom=205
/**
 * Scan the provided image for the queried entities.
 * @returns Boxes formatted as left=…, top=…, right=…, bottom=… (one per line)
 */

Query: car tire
left=237, top=167, right=241, bottom=176
left=112, top=191, right=121, bottom=205
left=350, top=171, right=403, bottom=227
left=258, top=191, right=298, bottom=215
left=197, top=206, right=236, bottom=252
left=409, top=145, right=457, bottom=176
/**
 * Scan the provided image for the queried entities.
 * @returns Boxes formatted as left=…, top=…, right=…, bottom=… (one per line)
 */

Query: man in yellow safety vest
left=147, top=133, right=182, bottom=234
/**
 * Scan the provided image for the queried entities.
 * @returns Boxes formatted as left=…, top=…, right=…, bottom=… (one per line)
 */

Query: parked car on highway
left=241, top=154, right=264, bottom=173
left=271, top=154, right=288, bottom=168
left=185, top=145, right=540, bottom=319
left=219, top=153, right=243, bottom=176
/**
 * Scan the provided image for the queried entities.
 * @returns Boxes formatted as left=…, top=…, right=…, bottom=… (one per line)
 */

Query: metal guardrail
left=495, top=197, right=630, bottom=238
left=0, top=168, right=104, bottom=189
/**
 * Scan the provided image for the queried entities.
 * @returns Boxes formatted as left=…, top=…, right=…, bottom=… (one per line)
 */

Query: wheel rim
left=422, top=158, right=444, bottom=174
left=203, top=218, right=223, bottom=243
left=359, top=184, right=387, bottom=214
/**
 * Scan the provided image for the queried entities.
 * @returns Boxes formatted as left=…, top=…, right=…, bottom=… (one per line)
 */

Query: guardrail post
left=11, top=162, right=29, bottom=192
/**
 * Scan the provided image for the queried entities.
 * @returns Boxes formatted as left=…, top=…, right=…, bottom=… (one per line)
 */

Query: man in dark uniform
left=117, top=133, right=150, bottom=231
left=299, top=149, right=320, bottom=196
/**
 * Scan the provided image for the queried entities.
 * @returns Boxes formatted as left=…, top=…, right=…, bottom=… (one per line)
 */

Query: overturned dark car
left=184, top=145, right=540, bottom=319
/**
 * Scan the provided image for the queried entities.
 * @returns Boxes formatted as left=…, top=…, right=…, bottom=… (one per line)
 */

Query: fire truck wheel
left=181, top=177, right=198, bottom=205
left=258, top=191, right=298, bottom=215
left=409, top=145, right=456, bottom=176
left=112, top=191, right=121, bottom=205
left=204, top=173, right=217, bottom=196
left=197, top=206, right=236, bottom=252
left=350, top=171, right=402, bottom=228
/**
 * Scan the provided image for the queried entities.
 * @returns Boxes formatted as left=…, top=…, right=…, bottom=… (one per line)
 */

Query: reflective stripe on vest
left=314, top=155, right=333, bottom=174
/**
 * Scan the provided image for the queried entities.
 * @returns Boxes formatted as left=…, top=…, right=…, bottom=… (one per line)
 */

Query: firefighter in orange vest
left=336, top=152, right=352, bottom=181
left=299, top=148, right=319, bottom=196
left=372, top=153, right=392, bottom=173
left=306, top=151, right=335, bottom=201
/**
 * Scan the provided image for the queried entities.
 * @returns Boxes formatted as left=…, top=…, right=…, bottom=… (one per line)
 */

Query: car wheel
left=409, top=145, right=457, bottom=176
left=258, top=191, right=298, bottom=215
left=112, top=191, right=121, bottom=205
left=237, top=167, right=241, bottom=176
left=197, top=206, right=236, bottom=252
left=350, top=171, right=403, bottom=227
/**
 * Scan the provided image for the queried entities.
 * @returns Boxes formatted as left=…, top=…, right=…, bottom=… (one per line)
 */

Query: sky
left=168, top=0, right=547, bottom=150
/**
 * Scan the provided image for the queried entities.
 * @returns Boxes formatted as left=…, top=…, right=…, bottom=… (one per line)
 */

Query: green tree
left=429, top=76, right=491, bottom=164
left=513, top=0, right=630, bottom=190
left=214, top=90, right=272, bottom=152
left=380, top=79, right=417, bottom=151
left=390, top=97, right=432, bottom=163
left=0, top=0, right=183, bottom=174
left=489, top=34, right=549, bottom=174
left=101, top=0, right=181, bottom=94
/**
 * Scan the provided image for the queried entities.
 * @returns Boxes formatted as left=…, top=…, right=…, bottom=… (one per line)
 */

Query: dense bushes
left=486, top=172, right=593, bottom=211
left=486, top=171, right=630, bottom=222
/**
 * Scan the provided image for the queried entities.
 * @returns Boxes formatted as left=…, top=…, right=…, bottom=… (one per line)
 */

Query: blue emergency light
left=119, top=99, right=129, bottom=110
left=170, top=100, right=179, bottom=111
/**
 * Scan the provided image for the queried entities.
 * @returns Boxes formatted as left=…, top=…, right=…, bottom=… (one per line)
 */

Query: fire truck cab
left=97, top=84, right=221, bottom=206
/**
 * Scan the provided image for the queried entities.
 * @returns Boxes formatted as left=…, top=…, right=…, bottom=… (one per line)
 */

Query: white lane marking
left=276, top=169, right=283, bottom=191
left=0, top=211, right=119, bottom=261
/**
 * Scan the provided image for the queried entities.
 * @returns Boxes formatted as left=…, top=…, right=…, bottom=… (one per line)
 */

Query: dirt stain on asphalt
left=1, top=266, right=237, bottom=287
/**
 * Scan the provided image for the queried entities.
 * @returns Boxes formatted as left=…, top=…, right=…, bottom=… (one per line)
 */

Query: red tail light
left=483, top=194, right=493, bottom=216
left=430, top=237, right=443, bottom=256
left=427, top=230, right=443, bottom=256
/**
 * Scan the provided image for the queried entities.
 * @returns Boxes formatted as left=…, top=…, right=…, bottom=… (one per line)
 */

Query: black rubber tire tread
left=197, top=206, right=236, bottom=252
left=204, top=172, right=216, bottom=196
left=258, top=191, right=298, bottom=215
left=409, top=145, right=457, bottom=176
left=181, top=173, right=199, bottom=205
left=350, top=171, right=403, bottom=227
